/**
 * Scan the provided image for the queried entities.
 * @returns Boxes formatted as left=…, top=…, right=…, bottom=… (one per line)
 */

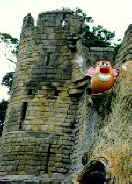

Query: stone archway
left=81, top=160, right=106, bottom=184
left=74, top=160, right=108, bottom=184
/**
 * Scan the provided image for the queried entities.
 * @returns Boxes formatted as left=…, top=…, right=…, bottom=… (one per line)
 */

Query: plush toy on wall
left=86, top=60, right=119, bottom=94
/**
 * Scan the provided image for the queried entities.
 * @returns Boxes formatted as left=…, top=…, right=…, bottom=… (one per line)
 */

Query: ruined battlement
left=21, top=11, right=83, bottom=38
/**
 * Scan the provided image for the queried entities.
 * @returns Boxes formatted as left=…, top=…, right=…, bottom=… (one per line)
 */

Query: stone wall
left=116, top=24, right=132, bottom=64
left=82, top=46, right=114, bottom=68
left=0, top=11, right=82, bottom=181
left=73, top=25, right=131, bottom=184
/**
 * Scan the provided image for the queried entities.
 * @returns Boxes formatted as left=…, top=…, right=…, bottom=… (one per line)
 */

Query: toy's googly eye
left=106, top=63, right=110, bottom=66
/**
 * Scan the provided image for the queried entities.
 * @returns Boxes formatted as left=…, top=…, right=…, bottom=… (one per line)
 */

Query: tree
left=0, top=32, right=18, bottom=93
left=0, top=33, right=18, bottom=136
left=73, top=8, right=115, bottom=47
left=0, top=100, right=8, bottom=136
left=83, top=25, right=115, bottom=47
left=0, top=32, right=19, bottom=63
left=1, top=72, right=14, bottom=92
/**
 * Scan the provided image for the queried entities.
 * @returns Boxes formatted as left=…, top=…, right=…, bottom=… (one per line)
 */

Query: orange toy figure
left=86, top=60, right=119, bottom=94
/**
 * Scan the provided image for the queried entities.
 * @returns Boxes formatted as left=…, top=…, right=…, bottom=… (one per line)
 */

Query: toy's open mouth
left=100, top=67, right=110, bottom=73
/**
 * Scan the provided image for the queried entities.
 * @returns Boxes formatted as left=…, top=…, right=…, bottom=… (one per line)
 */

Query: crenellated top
left=21, top=10, right=83, bottom=37
left=124, top=24, right=132, bottom=36
left=37, top=10, right=77, bottom=26
left=36, top=10, right=83, bottom=35
left=20, top=10, right=84, bottom=52
left=21, top=13, right=35, bottom=38
left=22, top=13, right=34, bottom=29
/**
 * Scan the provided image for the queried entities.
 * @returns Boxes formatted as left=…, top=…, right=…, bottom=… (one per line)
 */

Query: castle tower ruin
left=0, top=10, right=84, bottom=179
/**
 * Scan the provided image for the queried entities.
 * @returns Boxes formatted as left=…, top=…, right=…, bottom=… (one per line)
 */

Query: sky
left=0, top=0, right=132, bottom=101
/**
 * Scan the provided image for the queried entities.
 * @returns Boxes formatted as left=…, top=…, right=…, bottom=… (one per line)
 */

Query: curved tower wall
left=1, top=11, right=82, bottom=176
left=4, top=11, right=82, bottom=134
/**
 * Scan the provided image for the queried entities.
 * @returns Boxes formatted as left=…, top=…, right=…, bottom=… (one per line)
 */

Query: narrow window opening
left=19, top=102, right=28, bottom=130
left=61, top=14, right=68, bottom=28
left=45, top=144, right=51, bottom=173
left=45, top=53, right=51, bottom=66
left=27, top=89, right=33, bottom=95
left=54, top=90, right=60, bottom=96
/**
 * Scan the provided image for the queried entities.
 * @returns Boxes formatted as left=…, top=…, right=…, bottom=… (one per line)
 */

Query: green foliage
left=0, top=33, right=18, bottom=91
left=0, top=100, right=8, bottom=136
left=0, top=33, right=18, bottom=135
left=0, top=32, right=19, bottom=56
left=1, top=72, right=14, bottom=92
left=74, top=8, right=93, bottom=23
left=73, top=8, right=115, bottom=47
left=0, top=33, right=18, bottom=44
left=83, top=25, right=115, bottom=47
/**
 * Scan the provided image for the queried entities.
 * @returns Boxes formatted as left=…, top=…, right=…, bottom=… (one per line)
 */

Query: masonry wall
left=73, top=25, right=131, bottom=184
left=116, top=24, right=132, bottom=63
left=0, top=11, right=82, bottom=179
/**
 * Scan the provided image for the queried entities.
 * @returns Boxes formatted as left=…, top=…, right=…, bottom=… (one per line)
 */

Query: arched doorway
left=80, top=160, right=107, bottom=184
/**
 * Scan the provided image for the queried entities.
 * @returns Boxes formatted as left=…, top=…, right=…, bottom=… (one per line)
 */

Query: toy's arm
left=86, top=67, right=96, bottom=77
left=112, top=68, right=120, bottom=79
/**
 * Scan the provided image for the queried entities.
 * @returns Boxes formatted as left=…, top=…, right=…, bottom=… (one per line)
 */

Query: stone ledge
left=0, top=174, right=65, bottom=184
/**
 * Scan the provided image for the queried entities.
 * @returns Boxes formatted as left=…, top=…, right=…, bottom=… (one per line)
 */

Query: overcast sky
left=0, top=0, right=132, bottom=101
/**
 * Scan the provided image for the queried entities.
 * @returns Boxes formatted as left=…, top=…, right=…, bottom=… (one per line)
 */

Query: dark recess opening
left=27, top=89, right=33, bottom=95
left=81, top=161, right=107, bottom=184
left=54, top=90, right=60, bottom=96
left=19, top=102, right=28, bottom=130
left=45, top=53, right=51, bottom=66
left=45, top=144, right=51, bottom=173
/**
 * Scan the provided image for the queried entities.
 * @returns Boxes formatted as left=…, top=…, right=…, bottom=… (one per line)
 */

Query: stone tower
left=0, top=10, right=85, bottom=182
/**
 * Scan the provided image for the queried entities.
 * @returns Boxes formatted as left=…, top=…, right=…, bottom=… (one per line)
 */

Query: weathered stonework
left=0, top=10, right=130, bottom=183
left=116, top=24, right=132, bottom=63
left=73, top=26, right=131, bottom=184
